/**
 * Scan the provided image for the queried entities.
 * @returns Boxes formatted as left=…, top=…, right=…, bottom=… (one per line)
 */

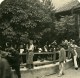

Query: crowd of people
left=0, top=45, right=21, bottom=78
left=58, top=39, right=80, bottom=77
left=0, top=39, right=80, bottom=78
left=37, top=39, right=69, bottom=53
left=0, top=40, right=35, bottom=78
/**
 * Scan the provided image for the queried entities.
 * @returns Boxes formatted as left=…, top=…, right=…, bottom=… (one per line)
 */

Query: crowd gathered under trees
left=0, top=0, right=79, bottom=71
left=0, top=0, right=79, bottom=50
left=0, top=0, right=79, bottom=68
left=0, top=0, right=80, bottom=78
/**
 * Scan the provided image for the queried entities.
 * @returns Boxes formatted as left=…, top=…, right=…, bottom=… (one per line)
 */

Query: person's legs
left=62, top=62, right=64, bottom=74
left=15, top=65, right=21, bottom=78
left=71, top=54, right=74, bottom=63
left=77, top=57, right=80, bottom=67
left=59, top=62, right=64, bottom=74
left=59, top=62, right=61, bottom=74
left=58, top=62, right=64, bottom=77
left=77, top=57, right=79, bottom=67
left=68, top=51, right=70, bottom=59
left=79, top=57, right=80, bottom=67
left=31, top=64, right=33, bottom=68
left=73, top=55, right=78, bottom=70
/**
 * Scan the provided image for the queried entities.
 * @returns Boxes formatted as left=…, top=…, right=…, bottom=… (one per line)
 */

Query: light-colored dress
left=59, top=48, right=66, bottom=63
left=27, top=44, right=34, bottom=64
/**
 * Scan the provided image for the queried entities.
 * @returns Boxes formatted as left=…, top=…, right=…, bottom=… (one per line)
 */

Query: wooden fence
left=20, top=50, right=69, bottom=67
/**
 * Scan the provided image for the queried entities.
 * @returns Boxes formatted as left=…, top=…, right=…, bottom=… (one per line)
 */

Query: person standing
left=0, top=51, right=12, bottom=78
left=67, top=42, right=72, bottom=59
left=6, top=46, right=21, bottom=78
left=27, top=40, right=34, bottom=69
left=71, top=46, right=78, bottom=70
left=58, top=44, right=66, bottom=77
left=76, top=47, right=80, bottom=67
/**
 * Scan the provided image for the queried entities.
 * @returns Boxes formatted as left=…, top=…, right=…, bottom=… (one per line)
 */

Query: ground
left=42, top=67, right=80, bottom=78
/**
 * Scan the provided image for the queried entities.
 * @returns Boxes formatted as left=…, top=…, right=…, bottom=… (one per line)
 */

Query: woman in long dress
left=27, top=40, right=34, bottom=69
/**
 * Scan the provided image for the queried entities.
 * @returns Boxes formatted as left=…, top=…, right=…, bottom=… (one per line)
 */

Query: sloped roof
left=74, top=3, right=80, bottom=9
left=56, top=0, right=79, bottom=13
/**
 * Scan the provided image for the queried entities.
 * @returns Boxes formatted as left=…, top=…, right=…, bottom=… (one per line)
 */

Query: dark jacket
left=6, top=49, right=20, bottom=67
left=0, top=58, right=12, bottom=78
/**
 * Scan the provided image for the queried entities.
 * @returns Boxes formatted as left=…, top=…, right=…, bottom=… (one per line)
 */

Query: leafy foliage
left=55, top=15, right=78, bottom=42
left=0, top=0, right=55, bottom=46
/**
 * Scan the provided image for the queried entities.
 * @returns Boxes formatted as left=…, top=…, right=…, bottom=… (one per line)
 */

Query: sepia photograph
left=0, top=0, right=80, bottom=78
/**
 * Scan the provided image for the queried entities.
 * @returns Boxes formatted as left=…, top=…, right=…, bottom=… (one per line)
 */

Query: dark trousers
left=12, top=65, right=21, bottom=78
left=77, top=57, right=80, bottom=67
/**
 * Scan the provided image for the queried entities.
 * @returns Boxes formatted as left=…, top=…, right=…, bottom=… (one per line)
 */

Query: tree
left=0, top=0, right=55, bottom=47
left=55, top=15, right=78, bottom=43
left=39, top=0, right=55, bottom=46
